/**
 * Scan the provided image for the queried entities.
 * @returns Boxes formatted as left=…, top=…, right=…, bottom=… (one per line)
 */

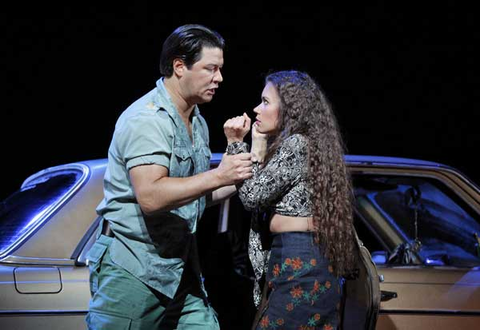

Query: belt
left=101, top=220, right=114, bottom=237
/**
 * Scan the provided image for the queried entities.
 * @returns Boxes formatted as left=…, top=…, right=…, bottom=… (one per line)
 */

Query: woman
left=224, top=70, right=357, bottom=329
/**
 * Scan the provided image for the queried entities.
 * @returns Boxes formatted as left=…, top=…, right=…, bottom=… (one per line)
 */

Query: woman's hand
left=251, top=122, right=268, bottom=163
left=251, top=122, right=268, bottom=141
left=224, top=113, right=251, bottom=144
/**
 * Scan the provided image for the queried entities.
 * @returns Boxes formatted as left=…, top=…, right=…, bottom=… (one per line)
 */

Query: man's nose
left=214, top=69, right=223, bottom=83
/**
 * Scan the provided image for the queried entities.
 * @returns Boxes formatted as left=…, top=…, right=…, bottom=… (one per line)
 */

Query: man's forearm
left=140, top=168, right=224, bottom=214
left=131, top=153, right=252, bottom=215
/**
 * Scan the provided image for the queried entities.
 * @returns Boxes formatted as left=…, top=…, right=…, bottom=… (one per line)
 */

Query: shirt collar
left=153, top=78, right=200, bottom=121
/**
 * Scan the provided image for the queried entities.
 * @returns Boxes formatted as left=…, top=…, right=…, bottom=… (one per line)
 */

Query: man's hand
left=224, top=113, right=251, bottom=144
left=215, top=152, right=253, bottom=185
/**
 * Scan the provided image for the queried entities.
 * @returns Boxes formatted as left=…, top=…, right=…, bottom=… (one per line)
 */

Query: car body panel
left=1, top=155, right=479, bottom=329
left=379, top=267, right=480, bottom=311
left=377, top=314, right=480, bottom=330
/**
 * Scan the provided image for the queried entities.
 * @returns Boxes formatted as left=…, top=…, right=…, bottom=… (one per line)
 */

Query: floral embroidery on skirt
left=255, top=232, right=342, bottom=330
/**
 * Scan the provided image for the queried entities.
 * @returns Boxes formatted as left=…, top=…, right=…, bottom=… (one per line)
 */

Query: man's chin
left=197, top=95, right=214, bottom=104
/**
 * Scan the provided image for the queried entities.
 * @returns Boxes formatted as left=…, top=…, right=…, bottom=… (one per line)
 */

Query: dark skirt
left=255, top=232, right=342, bottom=330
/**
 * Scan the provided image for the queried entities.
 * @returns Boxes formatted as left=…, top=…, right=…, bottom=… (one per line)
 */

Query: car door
left=341, top=230, right=381, bottom=330
left=351, top=165, right=480, bottom=329
left=0, top=162, right=105, bottom=330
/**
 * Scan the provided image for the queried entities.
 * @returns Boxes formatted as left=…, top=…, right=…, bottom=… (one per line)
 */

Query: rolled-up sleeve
left=115, top=112, right=173, bottom=171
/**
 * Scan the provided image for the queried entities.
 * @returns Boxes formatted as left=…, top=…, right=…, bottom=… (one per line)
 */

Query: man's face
left=181, top=47, right=224, bottom=105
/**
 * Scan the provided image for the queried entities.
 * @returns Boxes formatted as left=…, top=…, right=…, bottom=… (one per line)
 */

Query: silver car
left=1, top=155, right=479, bottom=329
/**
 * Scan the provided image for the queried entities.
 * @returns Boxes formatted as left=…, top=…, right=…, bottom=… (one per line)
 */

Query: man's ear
left=173, top=58, right=186, bottom=77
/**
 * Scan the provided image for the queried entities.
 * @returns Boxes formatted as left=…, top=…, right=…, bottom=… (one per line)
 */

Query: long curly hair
left=264, top=70, right=357, bottom=276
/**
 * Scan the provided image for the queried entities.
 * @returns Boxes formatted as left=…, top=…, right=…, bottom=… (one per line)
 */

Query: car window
left=0, top=168, right=85, bottom=258
left=353, top=174, right=480, bottom=268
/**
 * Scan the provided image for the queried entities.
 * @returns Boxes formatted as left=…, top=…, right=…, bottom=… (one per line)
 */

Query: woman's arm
left=250, top=122, right=268, bottom=163
left=235, top=134, right=309, bottom=211
left=206, top=185, right=237, bottom=207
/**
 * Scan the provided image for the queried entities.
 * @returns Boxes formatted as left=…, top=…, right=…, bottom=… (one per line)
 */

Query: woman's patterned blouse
left=226, top=134, right=313, bottom=307
left=227, top=134, right=313, bottom=217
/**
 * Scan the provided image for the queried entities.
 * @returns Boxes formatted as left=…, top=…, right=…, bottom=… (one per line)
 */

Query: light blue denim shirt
left=94, top=78, right=212, bottom=298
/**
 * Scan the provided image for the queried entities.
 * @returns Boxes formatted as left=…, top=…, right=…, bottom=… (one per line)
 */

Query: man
left=86, top=24, right=252, bottom=329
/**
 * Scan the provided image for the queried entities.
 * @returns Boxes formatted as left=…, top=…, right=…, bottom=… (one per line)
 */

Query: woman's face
left=253, top=82, right=281, bottom=135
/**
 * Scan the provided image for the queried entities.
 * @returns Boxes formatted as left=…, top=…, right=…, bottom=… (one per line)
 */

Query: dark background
left=3, top=3, right=478, bottom=200
left=3, top=3, right=478, bottom=328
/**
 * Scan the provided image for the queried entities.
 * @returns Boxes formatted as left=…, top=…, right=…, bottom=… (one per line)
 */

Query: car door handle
left=381, top=290, right=398, bottom=302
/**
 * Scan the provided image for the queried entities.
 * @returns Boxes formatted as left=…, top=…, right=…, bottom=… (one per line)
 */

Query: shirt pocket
left=171, top=145, right=193, bottom=177
left=198, top=146, right=212, bottom=172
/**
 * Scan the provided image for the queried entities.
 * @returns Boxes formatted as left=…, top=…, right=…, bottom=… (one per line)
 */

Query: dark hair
left=159, top=24, right=225, bottom=77
left=264, top=70, right=357, bottom=277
